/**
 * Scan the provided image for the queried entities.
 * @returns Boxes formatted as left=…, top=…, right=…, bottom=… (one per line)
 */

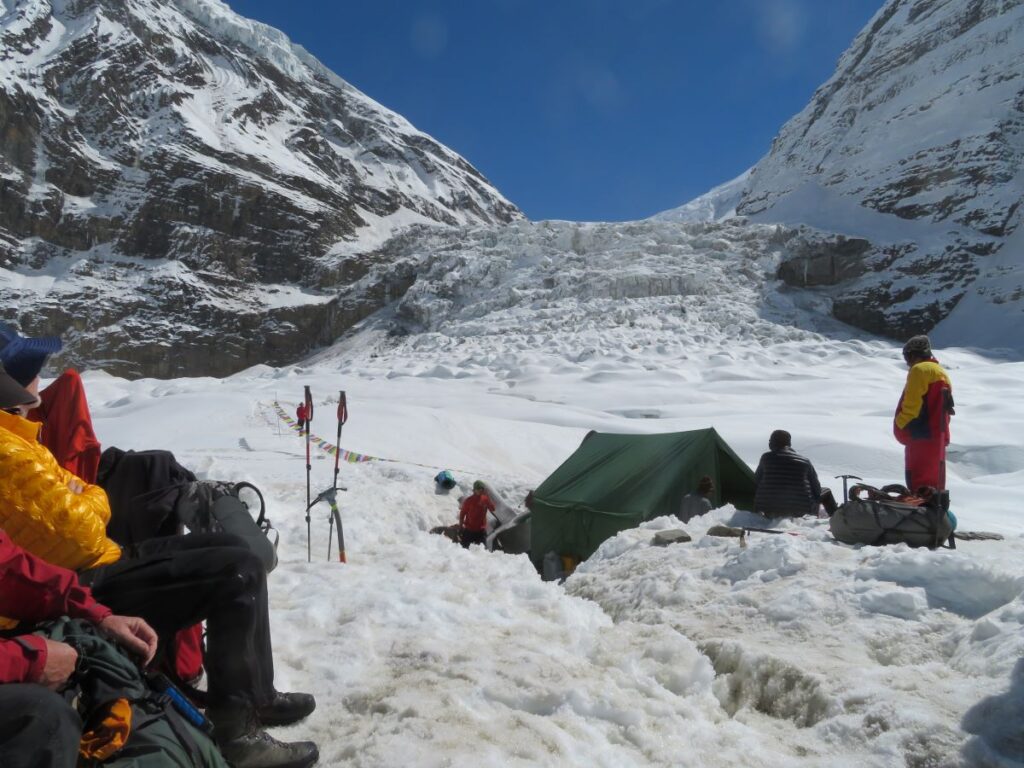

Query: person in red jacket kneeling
left=459, top=480, right=495, bottom=549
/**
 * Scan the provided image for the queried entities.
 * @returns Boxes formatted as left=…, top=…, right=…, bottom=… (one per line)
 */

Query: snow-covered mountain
left=659, top=0, right=1024, bottom=349
left=0, top=0, right=520, bottom=376
left=6, top=0, right=1022, bottom=379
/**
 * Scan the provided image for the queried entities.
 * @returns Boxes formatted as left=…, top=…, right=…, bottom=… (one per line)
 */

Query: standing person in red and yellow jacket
left=894, top=335, right=954, bottom=491
left=459, top=480, right=495, bottom=548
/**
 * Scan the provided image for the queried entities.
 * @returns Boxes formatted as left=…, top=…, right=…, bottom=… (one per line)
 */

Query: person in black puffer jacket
left=754, top=430, right=823, bottom=518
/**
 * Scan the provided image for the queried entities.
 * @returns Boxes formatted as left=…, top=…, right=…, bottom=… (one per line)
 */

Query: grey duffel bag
left=830, top=495, right=953, bottom=549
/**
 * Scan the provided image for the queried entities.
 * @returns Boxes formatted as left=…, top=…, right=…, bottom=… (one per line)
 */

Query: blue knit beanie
left=0, top=323, right=63, bottom=386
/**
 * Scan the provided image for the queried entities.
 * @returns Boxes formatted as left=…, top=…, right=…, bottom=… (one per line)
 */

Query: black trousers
left=80, top=533, right=275, bottom=719
left=0, top=685, right=81, bottom=768
left=460, top=529, right=487, bottom=548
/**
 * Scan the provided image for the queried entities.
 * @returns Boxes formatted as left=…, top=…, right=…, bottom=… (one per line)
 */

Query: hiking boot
left=218, top=728, right=319, bottom=768
left=258, top=691, right=316, bottom=727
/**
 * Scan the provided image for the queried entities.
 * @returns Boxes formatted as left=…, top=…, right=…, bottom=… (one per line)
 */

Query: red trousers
left=904, top=439, right=946, bottom=491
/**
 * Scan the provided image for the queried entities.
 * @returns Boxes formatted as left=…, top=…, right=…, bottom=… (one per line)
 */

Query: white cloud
left=410, top=13, right=448, bottom=60
left=754, top=0, right=808, bottom=56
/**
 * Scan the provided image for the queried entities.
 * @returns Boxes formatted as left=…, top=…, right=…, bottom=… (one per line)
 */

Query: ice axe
left=835, top=474, right=862, bottom=502
left=308, top=485, right=348, bottom=563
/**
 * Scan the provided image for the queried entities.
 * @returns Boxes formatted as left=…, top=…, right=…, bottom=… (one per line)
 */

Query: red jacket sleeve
left=0, top=635, right=48, bottom=684
left=0, top=529, right=111, bottom=683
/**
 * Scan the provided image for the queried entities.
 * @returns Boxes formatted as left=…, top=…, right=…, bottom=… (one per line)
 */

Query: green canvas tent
left=529, top=428, right=755, bottom=568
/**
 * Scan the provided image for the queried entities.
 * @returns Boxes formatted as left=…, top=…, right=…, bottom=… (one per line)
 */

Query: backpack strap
left=879, top=483, right=912, bottom=498
left=849, top=484, right=896, bottom=502
left=852, top=483, right=931, bottom=507
left=868, top=501, right=895, bottom=546
left=152, top=694, right=206, bottom=765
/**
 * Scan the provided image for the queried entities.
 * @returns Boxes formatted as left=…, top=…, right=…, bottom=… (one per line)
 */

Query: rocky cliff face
left=0, top=0, right=521, bottom=376
left=741, top=0, right=1024, bottom=345
left=662, top=0, right=1024, bottom=348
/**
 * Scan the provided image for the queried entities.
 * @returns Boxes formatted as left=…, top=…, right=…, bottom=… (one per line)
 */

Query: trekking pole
left=743, top=527, right=800, bottom=536
left=325, top=391, right=349, bottom=563
left=334, top=391, right=347, bottom=492
left=304, top=386, right=314, bottom=563
left=835, top=474, right=862, bottom=502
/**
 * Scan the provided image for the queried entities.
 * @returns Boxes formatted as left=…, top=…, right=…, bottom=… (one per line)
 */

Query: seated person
left=3, top=326, right=204, bottom=684
left=6, top=326, right=279, bottom=685
left=0, top=525, right=158, bottom=768
left=0, top=361, right=318, bottom=768
left=753, top=430, right=824, bottom=518
left=678, top=476, right=715, bottom=523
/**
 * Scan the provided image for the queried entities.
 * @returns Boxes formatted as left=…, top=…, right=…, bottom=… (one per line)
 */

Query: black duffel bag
left=830, top=484, right=954, bottom=549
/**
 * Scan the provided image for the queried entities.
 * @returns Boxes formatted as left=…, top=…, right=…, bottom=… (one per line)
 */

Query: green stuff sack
left=42, top=619, right=228, bottom=768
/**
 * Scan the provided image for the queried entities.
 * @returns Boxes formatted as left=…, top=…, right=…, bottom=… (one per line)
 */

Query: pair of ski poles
left=303, top=386, right=349, bottom=563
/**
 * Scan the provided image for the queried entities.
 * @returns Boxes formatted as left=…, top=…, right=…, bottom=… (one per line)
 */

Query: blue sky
left=231, top=0, right=880, bottom=222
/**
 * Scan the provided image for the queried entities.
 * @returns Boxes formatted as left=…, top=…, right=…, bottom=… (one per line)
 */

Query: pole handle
left=337, top=390, right=348, bottom=425
left=304, top=386, right=314, bottom=423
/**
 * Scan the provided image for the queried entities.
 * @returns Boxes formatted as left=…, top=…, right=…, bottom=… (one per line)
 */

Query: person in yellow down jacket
left=0, top=391, right=121, bottom=571
left=0, top=361, right=319, bottom=768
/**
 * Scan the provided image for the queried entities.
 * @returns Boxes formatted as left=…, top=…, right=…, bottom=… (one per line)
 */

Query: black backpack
left=99, top=447, right=278, bottom=573
left=830, top=484, right=954, bottom=549
left=174, top=480, right=278, bottom=573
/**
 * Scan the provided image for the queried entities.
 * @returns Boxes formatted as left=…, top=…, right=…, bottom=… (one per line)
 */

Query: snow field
left=82, top=315, right=1024, bottom=766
